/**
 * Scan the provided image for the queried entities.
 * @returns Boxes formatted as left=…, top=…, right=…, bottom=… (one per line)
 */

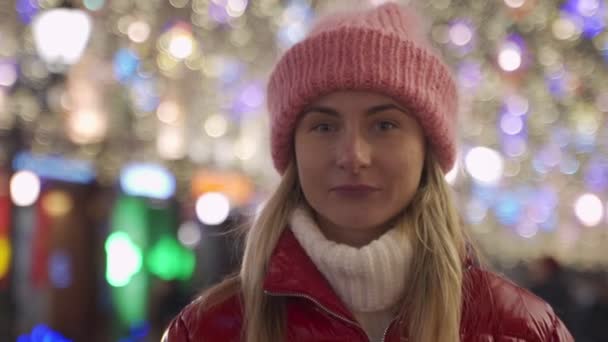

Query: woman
left=164, top=3, right=573, bottom=341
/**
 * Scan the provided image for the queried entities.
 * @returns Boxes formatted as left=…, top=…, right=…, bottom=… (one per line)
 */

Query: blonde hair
left=197, top=152, right=468, bottom=342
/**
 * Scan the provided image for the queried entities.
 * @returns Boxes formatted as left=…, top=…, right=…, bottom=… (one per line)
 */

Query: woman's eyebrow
left=365, top=103, right=409, bottom=115
left=300, top=106, right=340, bottom=117
left=300, top=103, right=408, bottom=117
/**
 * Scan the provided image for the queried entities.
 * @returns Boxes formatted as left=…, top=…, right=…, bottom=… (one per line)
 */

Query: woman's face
left=294, top=91, right=426, bottom=246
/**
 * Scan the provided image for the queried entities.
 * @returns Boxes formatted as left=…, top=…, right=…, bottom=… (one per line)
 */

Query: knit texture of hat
left=266, top=2, right=458, bottom=174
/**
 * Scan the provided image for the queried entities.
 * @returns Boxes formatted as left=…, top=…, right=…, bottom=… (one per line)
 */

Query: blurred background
left=0, top=0, right=607, bottom=340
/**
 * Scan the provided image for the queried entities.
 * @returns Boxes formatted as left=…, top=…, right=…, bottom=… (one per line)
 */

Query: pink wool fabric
left=266, top=2, right=458, bottom=174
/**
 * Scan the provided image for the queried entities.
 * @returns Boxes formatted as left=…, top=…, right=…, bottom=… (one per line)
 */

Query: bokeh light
left=10, top=171, right=41, bottom=207
left=42, top=190, right=73, bottom=217
left=105, top=232, right=143, bottom=287
left=498, top=41, right=522, bottom=71
left=177, top=221, right=202, bottom=248
left=574, top=193, right=604, bottom=227
left=465, top=147, right=504, bottom=185
left=120, top=163, right=176, bottom=200
left=32, top=8, right=92, bottom=68
left=195, top=192, right=230, bottom=225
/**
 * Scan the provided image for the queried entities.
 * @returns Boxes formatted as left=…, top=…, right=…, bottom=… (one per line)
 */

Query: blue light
left=21, top=324, right=71, bottom=342
left=219, top=60, right=244, bottom=85
left=130, top=75, right=159, bottom=112
left=494, top=193, right=522, bottom=226
left=49, top=250, right=72, bottom=289
left=12, top=151, right=96, bottom=184
left=276, top=0, right=313, bottom=49
left=120, top=163, right=176, bottom=200
left=114, top=49, right=140, bottom=83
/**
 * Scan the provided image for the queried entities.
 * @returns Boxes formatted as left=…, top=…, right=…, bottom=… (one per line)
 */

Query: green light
left=105, top=232, right=142, bottom=287
left=148, top=235, right=195, bottom=281
left=0, top=237, right=10, bottom=279
left=83, top=0, right=105, bottom=11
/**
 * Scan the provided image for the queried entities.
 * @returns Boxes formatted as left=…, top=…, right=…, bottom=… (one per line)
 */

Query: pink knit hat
left=267, top=2, right=458, bottom=174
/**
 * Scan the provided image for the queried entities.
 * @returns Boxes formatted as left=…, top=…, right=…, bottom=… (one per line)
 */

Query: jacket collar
left=263, top=227, right=357, bottom=322
left=262, top=227, right=478, bottom=323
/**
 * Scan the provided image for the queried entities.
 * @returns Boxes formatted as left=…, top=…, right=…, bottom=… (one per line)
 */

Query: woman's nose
left=336, top=132, right=371, bottom=173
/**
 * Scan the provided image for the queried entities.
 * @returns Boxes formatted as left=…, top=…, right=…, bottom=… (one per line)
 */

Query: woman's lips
left=330, top=184, right=380, bottom=197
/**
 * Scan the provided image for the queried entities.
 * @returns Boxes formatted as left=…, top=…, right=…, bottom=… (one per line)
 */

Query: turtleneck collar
left=288, top=206, right=413, bottom=313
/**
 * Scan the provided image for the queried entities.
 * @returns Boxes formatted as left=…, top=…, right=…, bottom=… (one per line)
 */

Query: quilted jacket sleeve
left=162, top=314, right=191, bottom=342
left=546, top=308, right=574, bottom=342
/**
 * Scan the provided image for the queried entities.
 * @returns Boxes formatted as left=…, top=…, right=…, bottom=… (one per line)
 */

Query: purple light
left=538, top=144, right=562, bottom=168
left=584, top=156, right=608, bottom=190
left=500, top=113, right=524, bottom=135
left=239, top=83, right=264, bottom=108
left=0, top=59, right=18, bottom=88
left=545, top=70, right=569, bottom=99
left=448, top=19, right=476, bottom=55
left=209, top=2, right=230, bottom=24
left=457, top=61, right=482, bottom=89
left=562, top=0, right=606, bottom=38
left=16, top=0, right=38, bottom=25
left=502, top=135, right=527, bottom=157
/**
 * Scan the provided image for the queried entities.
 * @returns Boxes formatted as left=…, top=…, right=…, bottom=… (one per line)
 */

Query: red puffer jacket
left=164, top=229, right=574, bottom=341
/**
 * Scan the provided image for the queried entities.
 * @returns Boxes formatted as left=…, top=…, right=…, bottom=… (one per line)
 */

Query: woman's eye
left=312, top=123, right=334, bottom=132
left=376, top=121, right=397, bottom=131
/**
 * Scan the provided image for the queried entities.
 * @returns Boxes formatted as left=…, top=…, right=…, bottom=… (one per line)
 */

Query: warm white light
left=157, top=101, right=180, bottom=124
left=227, top=0, right=248, bottom=17
left=465, top=147, right=504, bottom=185
left=233, top=136, right=257, bottom=160
left=204, top=114, right=228, bottom=138
left=505, top=94, right=529, bottom=115
left=10, top=171, right=41, bottom=207
left=445, top=161, right=459, bottom=185
left=449, top=23, right=473, bottom=46
left=196, top=192, right=231, bottom=225
left=498, top=43, right=522, bottom=72
left=178, top=221, right=202, bottom=248
left=574, top=193, right=603, bottom=227
left=32, top=8, right=92, bottom=68
left=128, top=21, right=150, bottom=43
left=552, top=18, right=578, bottom=40
left=157, top=124, right=187, bottom=160
left=504, top=0, right=525, bottom=8
left=0, top=90, right=5, bottom=112
left=168, top=33, right=194, bottom=59
left=67, top=110, right=107, bottom=144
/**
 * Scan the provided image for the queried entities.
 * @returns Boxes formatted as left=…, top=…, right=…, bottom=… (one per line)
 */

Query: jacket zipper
left=381, top=318, right=396, bottom=342
left=264, top=290, right=371, bottom=341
